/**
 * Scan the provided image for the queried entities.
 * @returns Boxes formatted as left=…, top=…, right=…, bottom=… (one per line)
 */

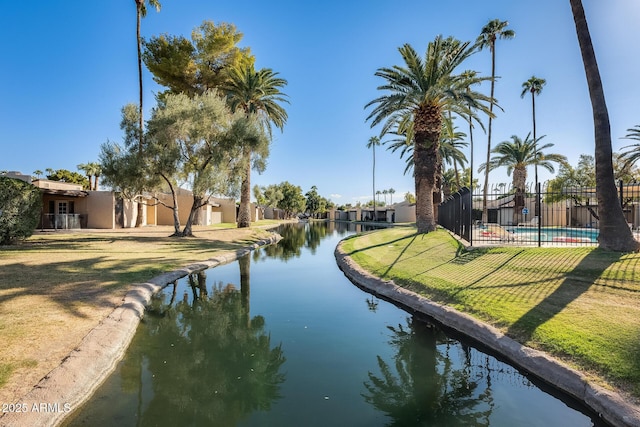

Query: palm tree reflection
left=121, top=269, right=286, bottom=426
left=363, top=317, right=494, bottom=426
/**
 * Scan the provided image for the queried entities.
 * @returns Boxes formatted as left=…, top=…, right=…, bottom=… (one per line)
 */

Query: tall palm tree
left=460, top=70, right=482, bottom=193
left=569, top=0, right=638, bottom=251
left=134, top=0, right=161, bottom=153
left=478, top=134, right=566, bottom=223
left=366, top=136, right=381, bottom=221
left=521, top=76, right=546, bottom=187
left=366, top=37, right=493, bottom=233
left=225, top=65, right=289, bottom=228
left=477, top=19, right=515, bottom=224
left=388, top=188, right=396, bottom=205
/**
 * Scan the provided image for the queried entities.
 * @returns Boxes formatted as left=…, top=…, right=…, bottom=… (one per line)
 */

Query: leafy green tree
left=134, top=0, right=161, bottom=151
left=303, top=186, right=331, bottom=218
left=46, top=169, right=90, bottom=188
left=275, top=181, right=305, bottom=218
left=224, top=65, right=288, bottom=228
left=366, top=37, right=492, bottom=232
left=613, top=152, right=640, bottom=183
left=477, top=19, right=515, bottom=224
left=143, top=21, right=254, bottom=98
left=0, top=177, right=42, bottom=244
left=547, top=154, right=595, bottom=196
left=101, top=104, right=167, bottom=227
left=404, top=192, right=416, bottom=203
left=569, top=0, right=638, bottom=251
left=147, top=90, right=267, bottom=236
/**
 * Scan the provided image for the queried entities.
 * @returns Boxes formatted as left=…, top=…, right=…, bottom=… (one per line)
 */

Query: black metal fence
left=439, top=181, right=640, bottom=246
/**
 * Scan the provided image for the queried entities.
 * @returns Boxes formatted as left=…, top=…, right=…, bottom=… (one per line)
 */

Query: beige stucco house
left=4, top=172, right=238, bottom=229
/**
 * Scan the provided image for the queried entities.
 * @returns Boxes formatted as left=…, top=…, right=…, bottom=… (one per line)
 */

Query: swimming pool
left=506, top=226, right=598, bottom=243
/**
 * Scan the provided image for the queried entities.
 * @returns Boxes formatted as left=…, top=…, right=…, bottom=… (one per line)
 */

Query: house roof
left=40, top=188, right=88, bottom=197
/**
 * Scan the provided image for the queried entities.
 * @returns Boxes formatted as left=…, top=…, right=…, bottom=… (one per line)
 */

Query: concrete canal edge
left=334, top=240, right=640, bottom=427
left=0, top=233, right=282, bottom=427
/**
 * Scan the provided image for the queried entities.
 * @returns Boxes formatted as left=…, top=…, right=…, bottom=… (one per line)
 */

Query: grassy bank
left=0, top=224, right=277, bottom=403
left=341, top=227, right=640, bottom=399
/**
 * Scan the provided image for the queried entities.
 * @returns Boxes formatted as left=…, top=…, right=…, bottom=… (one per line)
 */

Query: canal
left=65, top=222, right=607, bottom=426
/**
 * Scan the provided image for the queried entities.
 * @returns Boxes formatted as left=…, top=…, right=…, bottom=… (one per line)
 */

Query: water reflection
left=115, top=271, right=285, bottom=426
left=66, top=221, right=605, bottom=427
left=255, top=221, right=381, bottom=262
left=364, top=317, right=494, bottom=426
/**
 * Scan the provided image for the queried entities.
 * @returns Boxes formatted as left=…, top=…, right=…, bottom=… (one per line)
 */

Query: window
left=58, top=202, right=68, bottom=215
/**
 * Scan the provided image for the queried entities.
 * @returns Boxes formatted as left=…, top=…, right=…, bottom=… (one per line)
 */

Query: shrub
left=0, top=177, right=42, bottom=245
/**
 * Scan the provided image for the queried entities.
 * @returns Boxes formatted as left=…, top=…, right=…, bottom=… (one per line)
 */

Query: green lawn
left=341, top=227, right=640, bottom=397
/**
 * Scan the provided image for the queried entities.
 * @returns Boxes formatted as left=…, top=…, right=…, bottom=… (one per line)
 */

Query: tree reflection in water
left=363, top=317, right=495, bottom=426
left=120, top=270, right=286, bottom=426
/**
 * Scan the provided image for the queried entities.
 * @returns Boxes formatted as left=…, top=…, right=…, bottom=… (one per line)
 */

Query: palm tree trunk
left=136, top=3, right=144, bottom=155
left=414, top=105, right=441, bottom=233
left=237, top=148, right=252, bottom=228
left=372, top=144, right=376, bottom=221
left=135, top=3, right=145, bottom=228
left=570, top=0, right=638, bottom=251
left=239, top=255, right=251, bottom=328
left=482, top=42, right=497, bottom=224
left=160, top=174, right=182, bottom=236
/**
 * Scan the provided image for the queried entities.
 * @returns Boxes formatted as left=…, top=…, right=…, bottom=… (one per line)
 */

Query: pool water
left=507, top=227, right=598, bottom=243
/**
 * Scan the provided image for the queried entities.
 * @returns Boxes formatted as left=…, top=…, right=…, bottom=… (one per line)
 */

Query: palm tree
left=388, top=188, right=396, bottom=205
left=460, top=70, right=482, bottom=193
left=521, top=76, right=546, bottom=187
left=477, top=19, right=515, bottom=224
left=569, top=0, right=638, bottom=251
left=134, top=0, right=161, bottom=153
left=366, top=37, right=493, bottom=233
left=32, top=170, right=43, bottom=179
left=225, top=65, right=289, bottom=228
left=620, top=125, right=640, bottom=168
left=77, top=163, right=93, bottom=190
left=382, top=189, right=389, bottom=206
left=440, top=121, right=469, bottom=190
left=367, top=136, right=381, bottom=221
left=478, top=134, right=566, bottom=223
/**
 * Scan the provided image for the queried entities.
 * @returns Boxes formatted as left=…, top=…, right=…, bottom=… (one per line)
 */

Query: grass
left=341, top=227, right=640, bottom=399
left=0, top=224, right=278, bottom=403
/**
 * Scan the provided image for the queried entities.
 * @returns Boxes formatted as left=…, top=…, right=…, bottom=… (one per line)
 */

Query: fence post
left=537, top=182, right=542, bottom=247
left=619, top=180, right=624, bottom=209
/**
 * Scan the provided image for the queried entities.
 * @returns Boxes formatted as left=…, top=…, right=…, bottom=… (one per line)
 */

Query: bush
left=0, top=177, right=42, bottom=245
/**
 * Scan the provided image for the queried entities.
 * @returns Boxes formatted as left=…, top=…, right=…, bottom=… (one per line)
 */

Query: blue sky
left=2, top=1, right=639, bottom=205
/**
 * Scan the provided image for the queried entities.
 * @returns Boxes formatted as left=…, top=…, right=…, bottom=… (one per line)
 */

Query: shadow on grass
left=0, top=256, right=169, bottom=318
left=507, top=249, right=624, bottom=342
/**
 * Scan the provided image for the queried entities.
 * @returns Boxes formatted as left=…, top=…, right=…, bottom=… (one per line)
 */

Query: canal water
left=65, top=222, right=607, bottom=427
